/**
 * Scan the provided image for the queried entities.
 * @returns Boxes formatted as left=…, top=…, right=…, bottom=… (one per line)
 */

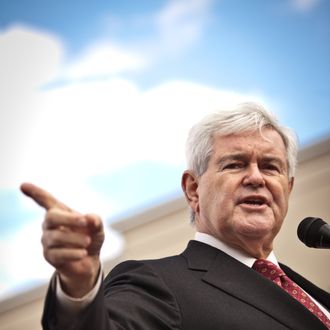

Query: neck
left=230, top=238, right=273, bottom=259
left=212, top=232, right=274, bottom=259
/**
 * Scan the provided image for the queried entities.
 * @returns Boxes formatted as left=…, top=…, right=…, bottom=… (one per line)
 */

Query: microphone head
left=297, top=217, right=330, bottom=248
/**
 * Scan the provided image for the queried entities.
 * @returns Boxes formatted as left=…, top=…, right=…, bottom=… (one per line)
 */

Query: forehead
left=211, top=129, right=287, bottom=159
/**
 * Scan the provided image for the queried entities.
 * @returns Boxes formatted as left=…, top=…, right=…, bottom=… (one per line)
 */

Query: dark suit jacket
left=42, top=240, right=330, bottom=329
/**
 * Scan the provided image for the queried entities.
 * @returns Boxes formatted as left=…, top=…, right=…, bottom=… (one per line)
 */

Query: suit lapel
left=183, top=240, right=327, bottom=330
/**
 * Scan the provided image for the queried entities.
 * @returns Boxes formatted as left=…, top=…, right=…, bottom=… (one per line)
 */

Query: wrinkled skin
left=182, top=129, right=294, bottom=258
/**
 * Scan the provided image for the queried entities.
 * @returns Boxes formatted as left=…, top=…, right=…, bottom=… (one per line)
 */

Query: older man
left=21, top=103, right=330, bottom=329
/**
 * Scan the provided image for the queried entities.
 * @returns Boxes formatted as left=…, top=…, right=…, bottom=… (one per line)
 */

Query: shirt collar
left=194, top=232, right=279, bottom=268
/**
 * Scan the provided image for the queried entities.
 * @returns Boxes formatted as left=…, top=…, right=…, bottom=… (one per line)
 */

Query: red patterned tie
left=253, top=259, right=330, bottom=329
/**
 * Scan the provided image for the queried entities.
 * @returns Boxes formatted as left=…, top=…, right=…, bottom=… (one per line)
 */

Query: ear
left=181, top=170, right=200, bottom=214
left=289, top=176, right=294, bottom=193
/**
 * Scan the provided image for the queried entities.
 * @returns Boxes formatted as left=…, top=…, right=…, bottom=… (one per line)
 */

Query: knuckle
left=42, top=219, right=47, bottom=230
left=43, top=250, right=53, bottom=265
left=86, top=213, right=103, bottom=227
left=41, top=234, right=46, bottom=246
left=41, top=230, right=52, bottom=244
left=47, top=250, right=61, bottom=266
left=41, top=230, right=52, bottom=247
left=42, top=230, right=65, bottom=248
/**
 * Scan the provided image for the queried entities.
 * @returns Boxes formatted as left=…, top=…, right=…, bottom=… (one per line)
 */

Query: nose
left=242, top=164, right=265, bottom=188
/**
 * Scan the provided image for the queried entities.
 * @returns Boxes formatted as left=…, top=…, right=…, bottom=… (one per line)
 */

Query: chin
left=235, top=222, right=275, bottom=239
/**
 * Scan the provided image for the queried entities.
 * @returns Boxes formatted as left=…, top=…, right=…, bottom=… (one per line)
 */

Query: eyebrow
left=260, top=156, right=285, bottom=166
left=216, top=153, right=286, bottom=167
left=215, top=153, right=248, bottom=166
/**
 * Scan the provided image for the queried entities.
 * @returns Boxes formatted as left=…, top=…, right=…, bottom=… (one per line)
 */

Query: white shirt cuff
left=55, top=267, right=103, bottom=314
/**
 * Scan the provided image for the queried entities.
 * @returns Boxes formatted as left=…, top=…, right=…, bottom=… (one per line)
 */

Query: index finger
left=20, top=182, right=71, bottom=211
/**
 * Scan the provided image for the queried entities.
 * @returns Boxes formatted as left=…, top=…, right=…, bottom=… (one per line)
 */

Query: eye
left=262, top=163, right=280, bottom=173
left=223, top=162, right=244, bottom=170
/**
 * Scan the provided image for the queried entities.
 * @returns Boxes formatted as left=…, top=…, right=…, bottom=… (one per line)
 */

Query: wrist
left=59, top=261, right=101, bottom=298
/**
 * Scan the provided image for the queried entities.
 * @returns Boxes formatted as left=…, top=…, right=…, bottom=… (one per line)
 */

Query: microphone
left=297, top=217, right=330, bottom=249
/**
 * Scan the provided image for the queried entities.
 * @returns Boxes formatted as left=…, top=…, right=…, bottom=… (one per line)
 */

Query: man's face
left=185, top=129, right=294, bottom=256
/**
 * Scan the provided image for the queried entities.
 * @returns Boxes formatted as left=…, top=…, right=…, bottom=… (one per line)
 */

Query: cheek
left=272, top=184, right=291, bottom=215
left=199, top=184, right=220, bottom=213
left=198, top=175, right=237, bottom=219
left=206, top=187, right=234, bottom=220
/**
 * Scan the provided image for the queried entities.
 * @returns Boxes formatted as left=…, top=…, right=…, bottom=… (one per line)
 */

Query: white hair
left=185, top=102, right=299, bottom=222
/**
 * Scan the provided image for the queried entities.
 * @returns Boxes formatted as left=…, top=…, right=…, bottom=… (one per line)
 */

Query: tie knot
left=252, top=259, right=285, bottom=281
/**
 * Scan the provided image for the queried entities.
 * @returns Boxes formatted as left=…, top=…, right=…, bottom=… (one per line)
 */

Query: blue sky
left=0, top=0, right=329, bottom=300
left=2, top=0, right=329, bottom=144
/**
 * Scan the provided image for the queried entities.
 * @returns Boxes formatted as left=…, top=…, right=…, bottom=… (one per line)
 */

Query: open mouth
left=239, top=196, right=268, bottom=207
left=243, top=200, right=264, bottom=205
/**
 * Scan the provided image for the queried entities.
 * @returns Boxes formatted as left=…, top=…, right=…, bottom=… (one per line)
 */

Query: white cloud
left=0, top=25, right=63, bottom=194
left=289, top=0, right=322, bottom=12
left=0, top=21, right=269, bottom=299
left=0, top=24, right=62, bottom=90
left=138, top=81, right=265, bottom=162
left=5, top=76, right=262, bottom=192
left=38, top=0, right=215, bottom=81
left=81, top=0, right=215, bottom=75
left=64, top=44, right=146, bottom=80
left=0, top=24, right=266, bottom=205
left=152, top=0, right=215, bottom=55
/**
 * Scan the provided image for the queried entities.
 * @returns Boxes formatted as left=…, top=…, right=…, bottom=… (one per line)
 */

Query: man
left=21, top=102, right=330, bottom=329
